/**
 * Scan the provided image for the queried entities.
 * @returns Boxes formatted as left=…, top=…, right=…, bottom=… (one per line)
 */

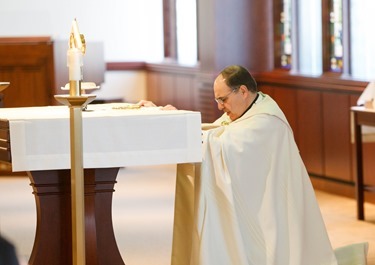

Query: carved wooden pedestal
left=27, top=168, right=125, bottom=265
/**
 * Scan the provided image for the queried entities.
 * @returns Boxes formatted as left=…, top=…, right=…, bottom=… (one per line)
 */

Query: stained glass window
left=329, top=0, right=343, bottom=72
left=280, top=0, right=292, bottom=68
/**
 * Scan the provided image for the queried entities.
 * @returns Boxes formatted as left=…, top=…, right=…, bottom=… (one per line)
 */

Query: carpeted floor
left=0, top=164, right=374, bottom=265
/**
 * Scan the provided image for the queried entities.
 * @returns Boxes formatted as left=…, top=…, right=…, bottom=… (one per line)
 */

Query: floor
left=0, top=164, right=374, bottom=265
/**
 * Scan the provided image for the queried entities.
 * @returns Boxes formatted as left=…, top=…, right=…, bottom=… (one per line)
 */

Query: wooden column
left=195, top=0, right=275, bottom=122
left=197, top=0, right=274, bottom=73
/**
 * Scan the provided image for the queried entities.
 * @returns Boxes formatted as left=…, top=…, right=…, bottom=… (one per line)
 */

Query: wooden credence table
left=351, top=106, right=375, bottom=220
left=0, top=103, right=202, bottom=265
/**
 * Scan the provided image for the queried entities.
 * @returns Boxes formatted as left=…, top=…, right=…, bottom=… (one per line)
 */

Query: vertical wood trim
left=342, top=0, right=351, bottom=76
left=273, top=0, right=282, bottom=69
left=163, top=0, right=177, bottom=59
left=321, top=0, right=331, bottom=72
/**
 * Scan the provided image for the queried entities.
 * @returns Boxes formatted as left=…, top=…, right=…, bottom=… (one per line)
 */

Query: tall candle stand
left=54, top=19, right=96, bottom=265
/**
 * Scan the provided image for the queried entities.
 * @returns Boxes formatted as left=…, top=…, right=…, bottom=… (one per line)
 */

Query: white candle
left=67, top=48, right=83, bottom=81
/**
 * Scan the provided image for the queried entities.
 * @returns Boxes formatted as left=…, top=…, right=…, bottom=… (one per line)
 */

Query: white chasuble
left=171, top=93, right=337, bottom=265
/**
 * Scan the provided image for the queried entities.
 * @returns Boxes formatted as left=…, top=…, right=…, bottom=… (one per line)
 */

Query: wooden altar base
left=27, top=167, right=125, bottom=265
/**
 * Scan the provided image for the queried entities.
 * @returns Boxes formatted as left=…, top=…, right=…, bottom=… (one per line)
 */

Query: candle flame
left=69, top=18, right=86, bottom=54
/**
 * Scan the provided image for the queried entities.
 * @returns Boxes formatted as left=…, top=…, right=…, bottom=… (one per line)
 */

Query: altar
left=0, top=103, right=202, bottom=265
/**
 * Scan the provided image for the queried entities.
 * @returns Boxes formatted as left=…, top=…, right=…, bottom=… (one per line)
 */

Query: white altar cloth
left=1, top=104, right=202, bottom=172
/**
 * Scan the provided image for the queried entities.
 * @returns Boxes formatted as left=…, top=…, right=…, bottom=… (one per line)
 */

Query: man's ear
left=239, top=85, right=248, bottom=96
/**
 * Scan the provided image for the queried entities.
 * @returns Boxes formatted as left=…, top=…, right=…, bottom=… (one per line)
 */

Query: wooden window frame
left=275, top=0, right=351, bottom=76
left=163, top=0, right=177, bottom=60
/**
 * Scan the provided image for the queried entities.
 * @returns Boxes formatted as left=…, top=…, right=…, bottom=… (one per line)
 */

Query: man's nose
left=217, top=102, right=224, bottom=110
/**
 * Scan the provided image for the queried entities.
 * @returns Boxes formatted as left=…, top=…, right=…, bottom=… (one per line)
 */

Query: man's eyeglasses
left=215, top=89, right=236, bottom=105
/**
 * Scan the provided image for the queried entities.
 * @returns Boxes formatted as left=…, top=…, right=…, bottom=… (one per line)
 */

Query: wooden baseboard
left=310, top=175, right=375, bottom=204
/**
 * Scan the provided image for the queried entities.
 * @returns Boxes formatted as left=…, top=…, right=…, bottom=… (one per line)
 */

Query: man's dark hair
left=220, top=65, right=258, bottom=93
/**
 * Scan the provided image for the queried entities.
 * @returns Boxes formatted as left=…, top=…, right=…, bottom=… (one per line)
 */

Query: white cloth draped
left=172, top=93, right=338, bottom=265
left=1, top=104, right=202, bottom=171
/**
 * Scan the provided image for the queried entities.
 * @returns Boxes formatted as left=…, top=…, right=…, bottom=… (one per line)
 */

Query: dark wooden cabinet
left=0, top=37, right=55, bottom=107
left=0, top=37, right=56, bottom=175
left=322, top=92, right=352, bottom=181
left=296, top=90, right=324, bottom=176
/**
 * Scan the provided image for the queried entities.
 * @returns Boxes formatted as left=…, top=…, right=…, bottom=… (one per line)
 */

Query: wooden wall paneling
left=322, top=92, right=352, bottom=181
left=195, top=72, right=219, bottom=123
left=296, top=89, right=324, bottom=175
left=197, top=84, right=217, bottom=123
left=145, top=63, right=199, bottom=111
left=272, top=86, right=298, bottom=135
left=174, top=75, right=196, bottom=111
left=258, top=85, right=274, bottom=97
left=146, top=72, right=160, bottom=104
left=159, top=73, right=175, bottom=106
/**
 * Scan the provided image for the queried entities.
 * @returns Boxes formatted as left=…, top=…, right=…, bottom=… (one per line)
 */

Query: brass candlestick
left=55, top=94, right=95, bottom=265
left=54, top=18, right=96, bottom=265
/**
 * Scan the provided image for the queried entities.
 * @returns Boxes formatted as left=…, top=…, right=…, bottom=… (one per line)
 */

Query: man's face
left=213, top=74, right=248, bottom=121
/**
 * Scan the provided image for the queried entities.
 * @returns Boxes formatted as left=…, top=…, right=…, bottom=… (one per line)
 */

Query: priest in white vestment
left=170, top=65, right=338, bottom=265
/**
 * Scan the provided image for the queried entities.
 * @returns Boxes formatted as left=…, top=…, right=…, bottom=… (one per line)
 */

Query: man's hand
left=137, top=100, right=177, bottom=110
left=137, top=100, right=157, bottom=107
left=161, top=104, right=177, bottom=110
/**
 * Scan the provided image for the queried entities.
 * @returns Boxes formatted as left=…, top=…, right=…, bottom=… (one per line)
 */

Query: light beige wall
left=95, top=71, right=147, bottom=103
left=0, top=1, right=164, bottom=62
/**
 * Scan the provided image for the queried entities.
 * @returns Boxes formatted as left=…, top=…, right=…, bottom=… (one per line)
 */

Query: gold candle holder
left=54, top=93, right=96, bottom=265
left=54, top=18, right=96, bottom=265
